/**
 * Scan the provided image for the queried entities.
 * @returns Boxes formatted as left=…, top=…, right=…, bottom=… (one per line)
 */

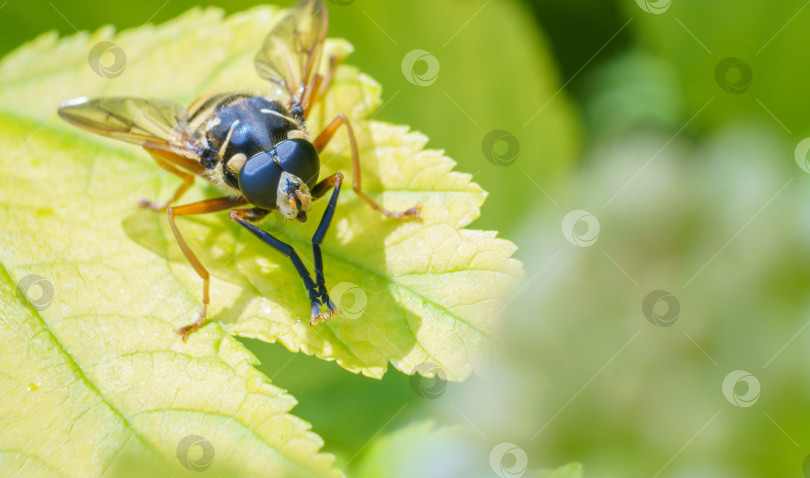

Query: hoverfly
left=57, top=0, right=420, bottom=340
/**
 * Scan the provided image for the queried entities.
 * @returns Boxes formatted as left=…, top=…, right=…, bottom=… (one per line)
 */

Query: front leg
left=229, top=208, right=324, bottom=324
left=310, top=172, right=344, bottom=321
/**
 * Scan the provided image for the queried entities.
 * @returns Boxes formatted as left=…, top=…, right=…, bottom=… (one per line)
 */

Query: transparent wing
left=254, top=0, right=328, bottom=103
left=57, top=97, right=203, bottom=159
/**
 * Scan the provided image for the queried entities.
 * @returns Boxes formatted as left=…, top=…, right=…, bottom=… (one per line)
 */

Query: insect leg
left=168, top=196, right=249, bottom=340
left=309, top=172, right=344, bottom=319
left=313, top=113, right=421, bottom=220
left=229, top=208, right=325, bottom=325
left=304, top=54, right=344, bottom=119
left=141, top=148, right=205, bottom=211
left=303, top=74, right=325, bottom=120
left=140, top=155, right=194, bottom=211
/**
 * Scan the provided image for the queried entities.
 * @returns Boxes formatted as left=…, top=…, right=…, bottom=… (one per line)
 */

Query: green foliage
left=327, top=0, right=581, bottom=233
left=627, top=0, right=810, bottom=137
left=534, top=463, right=583, bottom=478
left=353, top=421, right=582, bottom=478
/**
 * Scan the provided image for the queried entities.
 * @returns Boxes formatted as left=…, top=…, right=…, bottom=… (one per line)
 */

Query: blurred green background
left=5, top=0, right=810, bottom=476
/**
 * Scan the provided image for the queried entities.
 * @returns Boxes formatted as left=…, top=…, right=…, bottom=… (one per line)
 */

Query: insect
left=57, top=0, right=420, bottom=340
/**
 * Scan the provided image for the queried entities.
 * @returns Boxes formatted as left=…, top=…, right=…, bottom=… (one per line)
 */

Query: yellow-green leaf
left=0, top=220, right=338, bottom=476
left=0, top=3, right=522, bottom=473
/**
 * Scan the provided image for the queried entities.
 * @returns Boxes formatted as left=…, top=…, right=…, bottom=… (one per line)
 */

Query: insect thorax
left=202, top=95, right=303, bottom=190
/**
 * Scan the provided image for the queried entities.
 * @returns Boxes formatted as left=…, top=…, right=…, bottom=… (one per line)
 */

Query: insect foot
left=138, top=198, right=167, bottom=211
left=175, top=323, right=197, bottom=341
left=175, top=308, right=206, bottom=341
left=310, top=294, right=338, bottom=325
left=402, top=204, right=422, bottom=220
left=384, top=203, right=421, bottom=221
left=309, top=296, right=338, bottom=325
left=322, top=293, right=338, bottom=317
left=310, top=300, right=326, bottom=325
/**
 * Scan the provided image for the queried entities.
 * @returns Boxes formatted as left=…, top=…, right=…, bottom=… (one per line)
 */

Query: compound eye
left=238, top=151, right=282, bottom=210
left=274, top=139, right=320, bottom=188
